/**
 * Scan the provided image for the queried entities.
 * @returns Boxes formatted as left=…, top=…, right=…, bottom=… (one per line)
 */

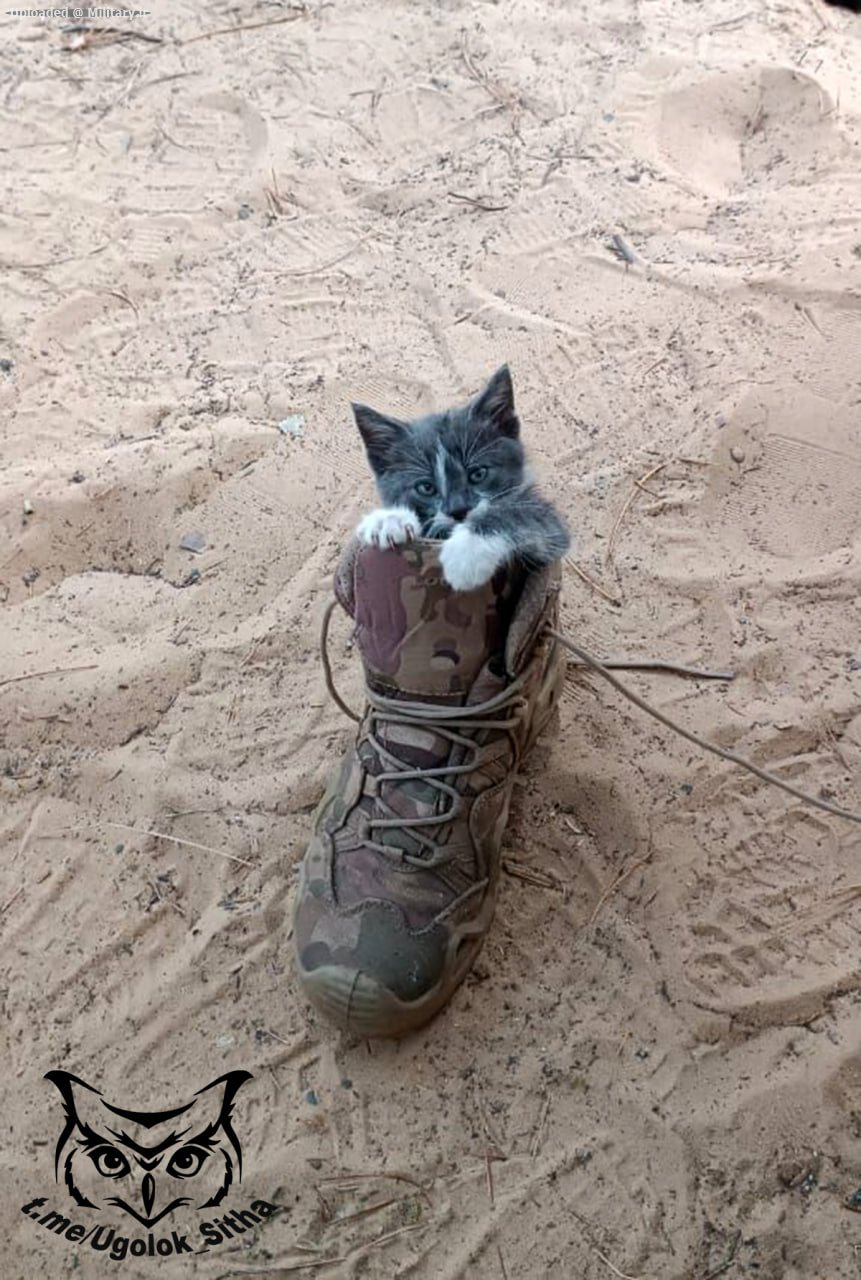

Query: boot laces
left=362, top=684, right=528, bottom=867
left=319, top=597, right=528, bottom=868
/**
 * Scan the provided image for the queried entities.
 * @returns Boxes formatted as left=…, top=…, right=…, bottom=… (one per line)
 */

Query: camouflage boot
left=292, top=537, right=563, bottom=1038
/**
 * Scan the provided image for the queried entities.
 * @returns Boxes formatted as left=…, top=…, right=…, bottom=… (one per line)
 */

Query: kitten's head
left=352, top=365, right=526, bottom=537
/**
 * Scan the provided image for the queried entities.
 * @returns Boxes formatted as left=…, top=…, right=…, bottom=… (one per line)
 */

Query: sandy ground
left=2, top=0, right=861, bottom=1275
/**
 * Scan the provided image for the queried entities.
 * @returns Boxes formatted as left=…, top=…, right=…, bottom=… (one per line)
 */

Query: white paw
left=356, top=506, right=419, bottom=549
left=439, top=527, right=511, bottom=591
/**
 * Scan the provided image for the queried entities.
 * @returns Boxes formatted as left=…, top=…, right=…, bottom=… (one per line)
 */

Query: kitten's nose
left=448, top=507, right=469, bottom=523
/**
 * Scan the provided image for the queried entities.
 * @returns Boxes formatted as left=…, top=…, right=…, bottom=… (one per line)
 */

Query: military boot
left=292, top=536, right=563, bottom=1037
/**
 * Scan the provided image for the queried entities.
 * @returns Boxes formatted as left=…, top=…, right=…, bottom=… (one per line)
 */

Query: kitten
left=352, top=365, right=570, bottom=591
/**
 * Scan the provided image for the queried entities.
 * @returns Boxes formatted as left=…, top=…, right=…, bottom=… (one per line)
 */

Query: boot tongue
left=335, top=537, right=522, bottom=703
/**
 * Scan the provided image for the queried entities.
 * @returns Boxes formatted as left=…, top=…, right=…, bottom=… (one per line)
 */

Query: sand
left=2, top=0, right=861, bottom=1275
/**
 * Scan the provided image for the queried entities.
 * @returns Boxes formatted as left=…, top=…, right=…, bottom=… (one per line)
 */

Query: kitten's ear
left=351, top=404, right=407, bottom=474
left=470, top=364, right=519, bottom=438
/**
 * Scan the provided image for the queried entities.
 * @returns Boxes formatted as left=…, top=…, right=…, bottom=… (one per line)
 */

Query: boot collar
left=335, top=537, right=525, bottom=703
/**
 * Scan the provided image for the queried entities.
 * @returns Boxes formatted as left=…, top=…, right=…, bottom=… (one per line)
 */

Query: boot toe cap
left=294, top=899, right=454, bottom=1037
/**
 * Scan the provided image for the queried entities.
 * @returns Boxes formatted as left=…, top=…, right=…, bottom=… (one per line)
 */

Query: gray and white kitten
left=352, top=365, right=570, bottom=591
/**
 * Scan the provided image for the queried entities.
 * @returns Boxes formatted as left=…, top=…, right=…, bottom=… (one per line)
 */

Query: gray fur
left=352, top=365, right=570, bottom=569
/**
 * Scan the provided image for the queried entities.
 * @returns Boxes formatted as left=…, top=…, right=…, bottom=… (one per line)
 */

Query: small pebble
left=238, top=203, right=252, bottom=220
left=305, top=1089, right=319, bottom=1106
left=0, top=358, right=14, bottom=374
left=730, top=446, right=745, bottom=464
left=278, top=414, right=306, bottom=439
left=71, top=470, right=85, bottom=484
left=180, top=531, right=207, bottom=554
left=23, top=499, right=34, bottom=516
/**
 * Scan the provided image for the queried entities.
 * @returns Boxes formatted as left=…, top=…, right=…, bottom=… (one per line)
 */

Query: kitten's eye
left=89, top=1147, right=131, bottom=1179
left=468, top=466, right=488, bottom=484
left=415, top=480, right=436, bottom=497
left=166, top=1146, right=210, bottom=1179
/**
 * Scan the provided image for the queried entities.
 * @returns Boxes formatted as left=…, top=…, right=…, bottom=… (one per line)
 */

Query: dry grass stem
left=565, top=657, right=734, bottom=681
left=485, top=1151, right=495, bottom=1206
left=282, top=231, right=374, bottom=278
left=606, top=461, right=668, bottom=567
left=503, top=858, right=565, bottom=892
left=329, top=1194, right=402, bottom=1227
left=316, top=1171, right=432, bottom=1203
left=448, top=191, right=509, bottom=212
left=0, top=664, right=98, bottom=689
left=529, top=1094, right=550, bottom=1158
left=589, top=856, right=652, bottom=926
left=106, top=822, right=254, bottom=868
left=1, top=886, right=25, bottom=915
left=182, top=8, right=312, bottom=45
left=566, top=558, right=622, bottom=606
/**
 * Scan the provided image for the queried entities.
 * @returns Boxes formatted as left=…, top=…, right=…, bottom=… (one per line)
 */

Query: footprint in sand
left=703, top=387, right=861, bottom=561
left=616, top=62, right=849, bottom=200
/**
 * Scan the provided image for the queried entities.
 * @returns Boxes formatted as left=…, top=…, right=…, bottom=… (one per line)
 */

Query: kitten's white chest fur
left=356, top=506, right=511, bottom=590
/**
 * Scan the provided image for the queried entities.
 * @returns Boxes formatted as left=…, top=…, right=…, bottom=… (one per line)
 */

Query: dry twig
left=708, top=10, right=754, bottom=32
left=62, top=24, right=163, bottom=48
left=503, top=858, right=565, bottom=892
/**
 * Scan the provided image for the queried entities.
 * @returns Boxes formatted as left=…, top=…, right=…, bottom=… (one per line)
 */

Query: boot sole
left=296, top=949, right=480, bottom=1039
